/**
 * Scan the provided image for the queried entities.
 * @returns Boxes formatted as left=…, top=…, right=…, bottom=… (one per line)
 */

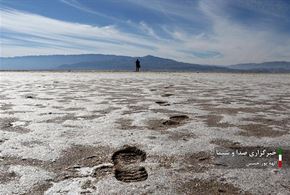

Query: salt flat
left=0, top=72, right=290, bottom=194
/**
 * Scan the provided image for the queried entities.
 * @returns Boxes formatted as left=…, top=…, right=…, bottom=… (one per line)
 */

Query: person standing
left=135, top=59, right=141, bottom=72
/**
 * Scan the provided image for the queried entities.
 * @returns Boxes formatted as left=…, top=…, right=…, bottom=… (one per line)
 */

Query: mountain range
left=1, top=54, right=290, bottom=73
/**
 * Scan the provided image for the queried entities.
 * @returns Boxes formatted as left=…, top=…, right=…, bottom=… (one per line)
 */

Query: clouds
left=1, top=0, right=290, bottom=65
left=198, top=0, right=290, bottom=64
left=0, top=8, right=158, bottom=57
left=0, top=7, right=205, bottom=63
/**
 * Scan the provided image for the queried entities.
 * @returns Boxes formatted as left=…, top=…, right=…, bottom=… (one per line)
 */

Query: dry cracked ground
left=0, top=72, right=290, bottom=195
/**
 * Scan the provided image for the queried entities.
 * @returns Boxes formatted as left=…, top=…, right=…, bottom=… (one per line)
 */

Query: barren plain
left=0, top=72, right=289, bottom=194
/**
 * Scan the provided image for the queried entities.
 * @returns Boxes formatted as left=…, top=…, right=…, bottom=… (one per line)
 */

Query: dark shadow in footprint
left=146, top=114, right=190, bottom=131
left=161, top=93, right=174, bottom=97
left=162, top=120, right=179, bottom=126
left=170, top=115, right=189, bottom=121
left=155, top=101, right=170, bottom=106
left=114, top=166, right=148, bottom=183
left=164, top=85, right=174, bottom=89
left=112, top=146, right=146, bottom=166
left=24, top=95, right=34, bottom=99
left=162, top=115, right=189, bottom=126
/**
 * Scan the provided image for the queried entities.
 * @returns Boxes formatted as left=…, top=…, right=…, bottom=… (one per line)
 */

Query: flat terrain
left=0, top=72, right=290, bottom=194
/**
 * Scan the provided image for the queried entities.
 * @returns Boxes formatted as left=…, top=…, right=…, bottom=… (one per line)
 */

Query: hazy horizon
left=1, top=53, right=290, bottom=67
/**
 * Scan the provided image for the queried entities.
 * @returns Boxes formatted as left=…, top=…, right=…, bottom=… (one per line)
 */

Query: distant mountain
left=1, top=54, right=289, bottom=72
left=0, top=54, right=230, bottom=72
left=0, top=54, right=131, bottom=70
left=228, top=61, right=290, bottom=72
left=58, top=55, right=229, bottom=72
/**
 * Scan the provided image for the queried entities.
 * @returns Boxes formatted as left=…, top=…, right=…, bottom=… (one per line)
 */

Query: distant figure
left=135, top=59, right=141, bottom=72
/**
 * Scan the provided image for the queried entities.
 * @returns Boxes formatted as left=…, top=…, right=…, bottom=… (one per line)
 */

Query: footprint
left=112, top=146, right=146, bottom=165
left=112, top=146, right=148, bottom=183
left=155, top=101, right=170, bottom=106
left=169, top=115, right=189, bottom=122
left=162, top=120, right=179, bottom=126
left=114, top=166, right=148, bottom=182
left=161, top=93, right=174, bottom=97
left=164, top=85, right=174, bottom=89
left=162, top=115, right=189, bottom=126
left=24, top=95, right=34, bottom=99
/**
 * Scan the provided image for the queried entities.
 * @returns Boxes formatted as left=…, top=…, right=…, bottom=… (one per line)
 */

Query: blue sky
left=1, top=0, right=290, bottom=65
